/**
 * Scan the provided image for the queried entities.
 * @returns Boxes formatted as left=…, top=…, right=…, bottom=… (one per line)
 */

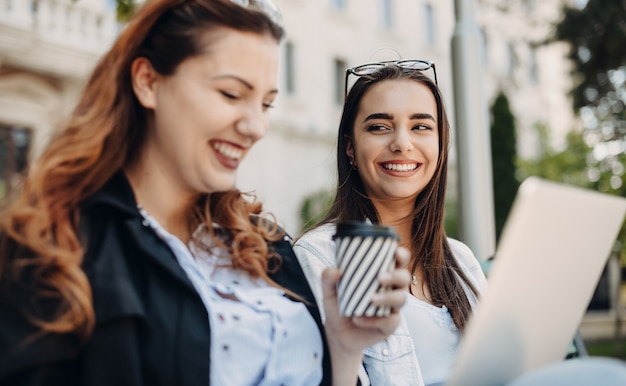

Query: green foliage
left=299, top=190, right=334, bottom=232
left=518, top=126, right=626, bottom=265
left=552, top=0, right=626, bottom=265
left=444, top=196, right=459, bottom=239
left=554, top=0, right=625, bottom=194
left=490, top=92, right=520, bottom=242
left=555, top=0, right=626, bottom=114
left=517, top=127, right=592, bottom=187
left=115, top=0, right=137, bottom=22
left=71, top=0, right=136, bottom=21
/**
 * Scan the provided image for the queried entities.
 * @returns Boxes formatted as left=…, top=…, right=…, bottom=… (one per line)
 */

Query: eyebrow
left=212, top=74, right=279, bottom=95
left=363, top=112, right=436, bottom=123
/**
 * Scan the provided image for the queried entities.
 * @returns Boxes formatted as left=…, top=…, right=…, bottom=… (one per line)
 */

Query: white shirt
left=404, top=296, right=459, bottom=385
left=140, top=209, right=323, bottom=386
left=294, top=223, right=488, bottom=386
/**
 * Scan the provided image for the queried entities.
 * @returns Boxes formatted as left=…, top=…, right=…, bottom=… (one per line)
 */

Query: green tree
left=518, top=126, right=626, bottom=264
left=518, top=126, right=592, bottom=187
left=73, top=0, right=136, bottom=21
left=553, top=0, right=626, bottom=264
left=554, top=0, right=626, bottom=196
left=114, top=0, right=137, bottom=21
left=299, top=190, right=333, bottom=233
left=490, top=92, right=520, bottom=242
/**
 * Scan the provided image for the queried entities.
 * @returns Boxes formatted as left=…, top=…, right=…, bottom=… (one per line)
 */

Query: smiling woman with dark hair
left=0, top=2, right=410, bottom=385
left=294, top=62, right=488, bottom=386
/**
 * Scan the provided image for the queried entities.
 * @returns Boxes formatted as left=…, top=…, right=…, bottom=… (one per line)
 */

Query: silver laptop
left=446, top=177, right=626, bottom=386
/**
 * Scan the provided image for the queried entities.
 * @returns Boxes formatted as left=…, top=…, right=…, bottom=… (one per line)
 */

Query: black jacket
left=0, top=172, right=331, bottom=386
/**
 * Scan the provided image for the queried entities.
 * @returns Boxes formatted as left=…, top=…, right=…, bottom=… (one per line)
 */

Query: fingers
left=321, top=267, right=340, bottom=297
left=321, top=267, right=340, bottom=314
left=370, top=288, right=406, bottom=313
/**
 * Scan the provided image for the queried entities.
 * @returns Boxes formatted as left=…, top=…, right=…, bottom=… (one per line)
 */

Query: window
left=481, top=27, right=488, bottom=65
left=505, top=42, right=515, bottom=77
left=284, top=41, right=296, bottom=95
left=331, top=0, right=347, bottom=11
left=0, top=124, right=31, bottom=200
left=424, top=3, right=435, bottom=46
left=380, top=0, right=394, bottom=29
left=529, top=49, right=539, bottom=84
left=522, top=0, right=533, bottom=14
left=334, top=58, right=347, bottom=105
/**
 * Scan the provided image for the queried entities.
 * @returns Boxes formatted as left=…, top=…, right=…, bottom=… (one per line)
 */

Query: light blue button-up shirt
left=140, top=209, right=323, bottom=386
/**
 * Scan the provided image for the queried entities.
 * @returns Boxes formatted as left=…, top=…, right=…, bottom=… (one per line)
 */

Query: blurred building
left=0, top=0, right=575, bottom=235
left=5, top=0, right=620, bottom=345
left=0, top=0, right=118, bottom=198
left=238, top=0, right=575, bottom=234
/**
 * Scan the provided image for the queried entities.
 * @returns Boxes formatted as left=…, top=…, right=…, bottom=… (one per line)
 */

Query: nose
left=235, top=108, right=268, bottom=143
left=390, top=127, right=413, bottom=153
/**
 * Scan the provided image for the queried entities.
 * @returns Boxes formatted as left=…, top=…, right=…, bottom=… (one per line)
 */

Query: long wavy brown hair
left=314, top=67, right=479, bottom=332
left=0, top=0, right=284, bottom=342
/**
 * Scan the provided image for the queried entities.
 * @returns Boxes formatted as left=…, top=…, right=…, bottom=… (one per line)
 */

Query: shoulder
left=447, top=238, right=476, bottom=265
left=447, top=237, right=488, bottom=292
left=293, top=224, right=337, bottom=264
left=294, top=223, right=336, bottom=248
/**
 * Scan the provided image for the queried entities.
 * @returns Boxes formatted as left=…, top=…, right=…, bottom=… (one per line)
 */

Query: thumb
left=321, top=267, right=340, bottom=299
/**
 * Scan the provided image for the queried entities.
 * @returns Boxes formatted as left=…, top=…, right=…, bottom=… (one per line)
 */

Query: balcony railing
left=0, top=0, right=118, bottom=54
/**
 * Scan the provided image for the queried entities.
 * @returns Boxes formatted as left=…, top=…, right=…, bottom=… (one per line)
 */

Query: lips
left=381, top=162, right=419, bottom=172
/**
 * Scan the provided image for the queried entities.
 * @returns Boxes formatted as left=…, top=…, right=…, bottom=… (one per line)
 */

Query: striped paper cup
left=333, top=221, right=399, bottom=317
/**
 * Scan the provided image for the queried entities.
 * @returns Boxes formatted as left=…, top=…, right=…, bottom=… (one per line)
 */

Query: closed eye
left=220, top=91, right=239, bottom=100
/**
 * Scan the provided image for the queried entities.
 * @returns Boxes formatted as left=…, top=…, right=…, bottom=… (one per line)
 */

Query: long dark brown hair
left=0, top=0, right=284, bottom=341
left=316, top=66, right=478, bottom=332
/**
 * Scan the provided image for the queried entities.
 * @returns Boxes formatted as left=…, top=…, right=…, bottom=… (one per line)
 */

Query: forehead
left=358, top=78, right=437, bottom=115
left=193, top=27, right=280, bottom=75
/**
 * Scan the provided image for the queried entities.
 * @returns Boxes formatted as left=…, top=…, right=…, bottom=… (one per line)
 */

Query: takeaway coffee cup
left=333, top=221, right=399, bottom=317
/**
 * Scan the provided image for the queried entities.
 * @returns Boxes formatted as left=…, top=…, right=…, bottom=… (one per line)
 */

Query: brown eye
left=366, top=124, right=389, bottom=132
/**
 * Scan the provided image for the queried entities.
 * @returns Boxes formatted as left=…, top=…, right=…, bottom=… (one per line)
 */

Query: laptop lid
left=447, top=177, right=626, bottom=386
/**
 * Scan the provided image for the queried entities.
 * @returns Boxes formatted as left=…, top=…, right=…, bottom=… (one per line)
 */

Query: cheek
left=354, top=138, right=381, bottom=164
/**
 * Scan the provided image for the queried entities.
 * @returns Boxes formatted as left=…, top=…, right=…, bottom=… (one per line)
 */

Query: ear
left=131, top=57, right=159, bottom=109
left=345, top=136, right=355, bottom=164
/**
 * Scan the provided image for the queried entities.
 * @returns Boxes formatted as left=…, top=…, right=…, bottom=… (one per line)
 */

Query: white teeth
left=213, top=142, right=243, bottom=160
left=383, top=163, right=418, bottom=172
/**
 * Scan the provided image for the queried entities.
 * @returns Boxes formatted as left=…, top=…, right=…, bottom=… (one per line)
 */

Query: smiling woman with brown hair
left=0, top=2, right=410, bottom=385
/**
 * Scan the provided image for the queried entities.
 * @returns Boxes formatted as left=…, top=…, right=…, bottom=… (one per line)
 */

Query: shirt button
left=382, top=348, right=389, bottom=356
left=142, top=220, right=149, bottom=227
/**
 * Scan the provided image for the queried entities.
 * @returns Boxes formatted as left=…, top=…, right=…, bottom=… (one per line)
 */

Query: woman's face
left=347, top=78, right=440, bottom=204
left=133, top=28, right=279, bottom=196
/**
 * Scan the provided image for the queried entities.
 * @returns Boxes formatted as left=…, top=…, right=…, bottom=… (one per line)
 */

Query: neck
left=371, top=197, right=414, bottom=247
left=124, top=164, right=198, bottom=243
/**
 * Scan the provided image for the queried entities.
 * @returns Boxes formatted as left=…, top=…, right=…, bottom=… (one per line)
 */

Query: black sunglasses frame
left=344, top=59, right=438, bottom=96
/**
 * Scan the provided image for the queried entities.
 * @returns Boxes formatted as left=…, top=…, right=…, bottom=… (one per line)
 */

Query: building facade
left=0, top=0, right=118, bottom=198
left=0, top=0, right=575, bottom=236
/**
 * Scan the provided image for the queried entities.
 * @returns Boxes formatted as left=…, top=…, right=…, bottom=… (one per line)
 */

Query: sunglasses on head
left=230, top=0, right=282, bottom=26
left=344, top=59, right=437, bottom=96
